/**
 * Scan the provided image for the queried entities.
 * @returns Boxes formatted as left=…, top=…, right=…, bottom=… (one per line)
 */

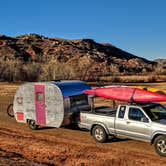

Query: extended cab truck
left=78, top=102, right=166, bottom=156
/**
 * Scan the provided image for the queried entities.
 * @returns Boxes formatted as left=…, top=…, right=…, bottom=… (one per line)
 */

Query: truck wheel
left=92, top=125, right=107, bottom=143
left=28, top=120, right=38, bottom=130
left=154, top=135, right=166, bottom=156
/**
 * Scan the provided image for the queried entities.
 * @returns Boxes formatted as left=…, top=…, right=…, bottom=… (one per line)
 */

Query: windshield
left=143, top=104, right=166, bottom=121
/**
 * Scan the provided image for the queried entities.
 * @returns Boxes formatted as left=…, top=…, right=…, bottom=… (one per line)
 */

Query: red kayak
left=83, top=86, right=166, bottom=102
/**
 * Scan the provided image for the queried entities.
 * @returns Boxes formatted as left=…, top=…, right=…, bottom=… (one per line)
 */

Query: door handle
left=126, top=121, right=130, bottom=124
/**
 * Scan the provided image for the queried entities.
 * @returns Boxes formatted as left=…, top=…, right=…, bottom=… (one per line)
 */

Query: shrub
left=39, top=60, right=75, bottom=81
left=0, top=58, right=23, bottom=81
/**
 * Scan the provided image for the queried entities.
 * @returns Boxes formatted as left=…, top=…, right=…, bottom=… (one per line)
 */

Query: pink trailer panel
left=35, top=84, right=46, bottom=125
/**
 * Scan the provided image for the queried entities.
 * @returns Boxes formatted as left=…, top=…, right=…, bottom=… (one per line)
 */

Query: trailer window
left=70, top=95, right=88, bottom=107
left=36, top=92, right=44, bottom=101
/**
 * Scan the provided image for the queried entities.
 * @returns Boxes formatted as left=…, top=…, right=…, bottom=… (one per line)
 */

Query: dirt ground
left=0, top=82, right=166, bottom=166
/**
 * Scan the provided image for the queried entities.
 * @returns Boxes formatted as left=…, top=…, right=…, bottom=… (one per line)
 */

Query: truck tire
left=28, top=120, right=38, bottom=130
left=154, top=135, right=166, bottom=156
left=92, top=125, right=107, bottom=143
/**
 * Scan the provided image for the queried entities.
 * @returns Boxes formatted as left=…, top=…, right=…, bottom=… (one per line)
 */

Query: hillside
left=155, top=59, right=166, bottom=69
left=0, top=33, right=160, bottom=82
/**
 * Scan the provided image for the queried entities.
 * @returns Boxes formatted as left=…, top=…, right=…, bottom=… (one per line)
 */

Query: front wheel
left=27, top=120, right=39, bottom=130
left=154, top=135, right=166, bottom=157
left=92, top=125, right=107, bottom=143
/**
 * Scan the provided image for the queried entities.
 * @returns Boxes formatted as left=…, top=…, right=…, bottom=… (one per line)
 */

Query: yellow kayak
left=131, top=86, right=166, bottom=95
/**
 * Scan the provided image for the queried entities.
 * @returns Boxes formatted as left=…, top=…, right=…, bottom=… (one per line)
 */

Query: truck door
left=125, top=107, right=151, bottom=141
left=35, top=84, right=46, bottom=125
left=115, top=106, right=127, bottom=136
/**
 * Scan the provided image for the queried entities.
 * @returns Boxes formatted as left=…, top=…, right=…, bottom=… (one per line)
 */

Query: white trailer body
left=13, top=81, right=91, bottom=128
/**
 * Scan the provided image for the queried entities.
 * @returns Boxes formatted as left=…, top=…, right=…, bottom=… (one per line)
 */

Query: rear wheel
left=154, top=135, right=166, bottom=156
left=27, top=120, right=39, bottom=130
left=92, top=125, right=107, bottom=143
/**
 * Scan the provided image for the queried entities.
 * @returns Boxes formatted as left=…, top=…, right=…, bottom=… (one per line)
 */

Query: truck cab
left=115, top=103, right=151, bottom=141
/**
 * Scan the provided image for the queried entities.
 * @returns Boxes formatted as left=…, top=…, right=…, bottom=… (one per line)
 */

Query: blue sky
left=0, top=0, right=165, bottom=60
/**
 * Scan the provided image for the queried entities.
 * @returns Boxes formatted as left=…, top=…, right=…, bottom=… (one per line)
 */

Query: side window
left=70, top=95, right=88, bottom=107
left=118, top=106, right=126, bottom=118
left=129, top=108, right=145, bottom=121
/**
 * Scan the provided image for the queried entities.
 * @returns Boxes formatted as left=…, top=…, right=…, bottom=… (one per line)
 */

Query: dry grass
left=99, top=75, right=166, bottom=83
left=0, top=82, right=19, bottom=96
left=0, top=54, right=165, bottom=83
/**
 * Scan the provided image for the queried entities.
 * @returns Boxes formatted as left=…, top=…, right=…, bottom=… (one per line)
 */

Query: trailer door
left=35, top=84, right=46, bottom=125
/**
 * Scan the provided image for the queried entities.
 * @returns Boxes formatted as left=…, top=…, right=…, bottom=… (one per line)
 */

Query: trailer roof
left=51, top=80, right=91, bottom=97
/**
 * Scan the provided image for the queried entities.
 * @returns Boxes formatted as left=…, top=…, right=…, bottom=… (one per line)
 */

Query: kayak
left=83, top=86, right=166, bottom=102
left=131, top=86, right=166, bottom=94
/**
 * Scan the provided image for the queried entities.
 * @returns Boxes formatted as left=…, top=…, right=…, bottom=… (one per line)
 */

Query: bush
left=39, top=60, right=75, bottom=81
left=0, top=58, right=23, bottom=81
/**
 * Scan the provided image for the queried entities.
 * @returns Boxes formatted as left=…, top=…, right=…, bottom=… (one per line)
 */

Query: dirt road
left=0, top=82, right=166, bottom=165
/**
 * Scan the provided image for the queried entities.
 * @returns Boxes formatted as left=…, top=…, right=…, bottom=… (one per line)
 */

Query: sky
left=0, top=0, right=166, bottom=60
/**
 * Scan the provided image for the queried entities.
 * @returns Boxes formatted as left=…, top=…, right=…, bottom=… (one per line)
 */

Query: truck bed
left=94, top=106, right=116, bottom=116
left=79, top=107, right=116, bottom=131
left=80, top=106, right=116, bottom=116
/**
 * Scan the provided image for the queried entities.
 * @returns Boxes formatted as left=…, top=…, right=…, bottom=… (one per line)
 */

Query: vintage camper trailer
left=13, top=80, right=91, bottom=129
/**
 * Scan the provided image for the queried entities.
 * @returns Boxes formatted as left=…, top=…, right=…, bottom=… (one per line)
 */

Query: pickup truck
left=78, top=102, right=166, bottom=156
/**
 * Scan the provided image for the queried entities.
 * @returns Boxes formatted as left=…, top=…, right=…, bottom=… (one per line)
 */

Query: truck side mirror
left=141, top=117, right=149, bottom=123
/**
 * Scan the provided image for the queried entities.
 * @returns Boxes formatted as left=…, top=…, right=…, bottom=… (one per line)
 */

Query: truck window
left=143, top=104, right=166, bottom=121
left=118, top=106, right=126, bottom=118
left=128, top=108, right=145, bottom=121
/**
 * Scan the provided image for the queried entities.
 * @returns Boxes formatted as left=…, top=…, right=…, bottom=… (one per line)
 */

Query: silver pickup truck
left=78, top=102, right=166, bottom=156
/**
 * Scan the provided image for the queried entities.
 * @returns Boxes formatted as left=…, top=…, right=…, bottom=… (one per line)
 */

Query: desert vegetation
left=0, top=34, right=165, bottom=83
left=0, top=55, right=165, bottom=83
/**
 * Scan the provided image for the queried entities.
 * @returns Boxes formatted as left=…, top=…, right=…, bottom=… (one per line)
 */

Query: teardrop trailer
left=13, top=80, right=91, bottom=130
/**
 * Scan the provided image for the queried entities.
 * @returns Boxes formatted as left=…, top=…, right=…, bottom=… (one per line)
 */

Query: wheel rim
left=157, top=140, right=166, bottom=154
left=29, top=120, right=36, bottom=127
left=95, top=128, right=104, bottom=141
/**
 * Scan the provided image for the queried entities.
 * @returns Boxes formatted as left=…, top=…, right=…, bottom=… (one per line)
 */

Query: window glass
left=143, top=104, right=166, bottom=121
left=129, top=108, right=145, bottom=121
left=36, top=92, right=44, bottom=101
left=118, top=106, right=126, bottom=118
left=70, top=95, right=88, bottom=107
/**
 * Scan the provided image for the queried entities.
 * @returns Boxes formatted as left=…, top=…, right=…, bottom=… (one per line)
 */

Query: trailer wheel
left=7, top=104, right=14, bottom=117
left=92, top=125, right=107, bottom=143
left=28, top=120, right=38, bottom=130
left=154, top=135, right=166, bottom=156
